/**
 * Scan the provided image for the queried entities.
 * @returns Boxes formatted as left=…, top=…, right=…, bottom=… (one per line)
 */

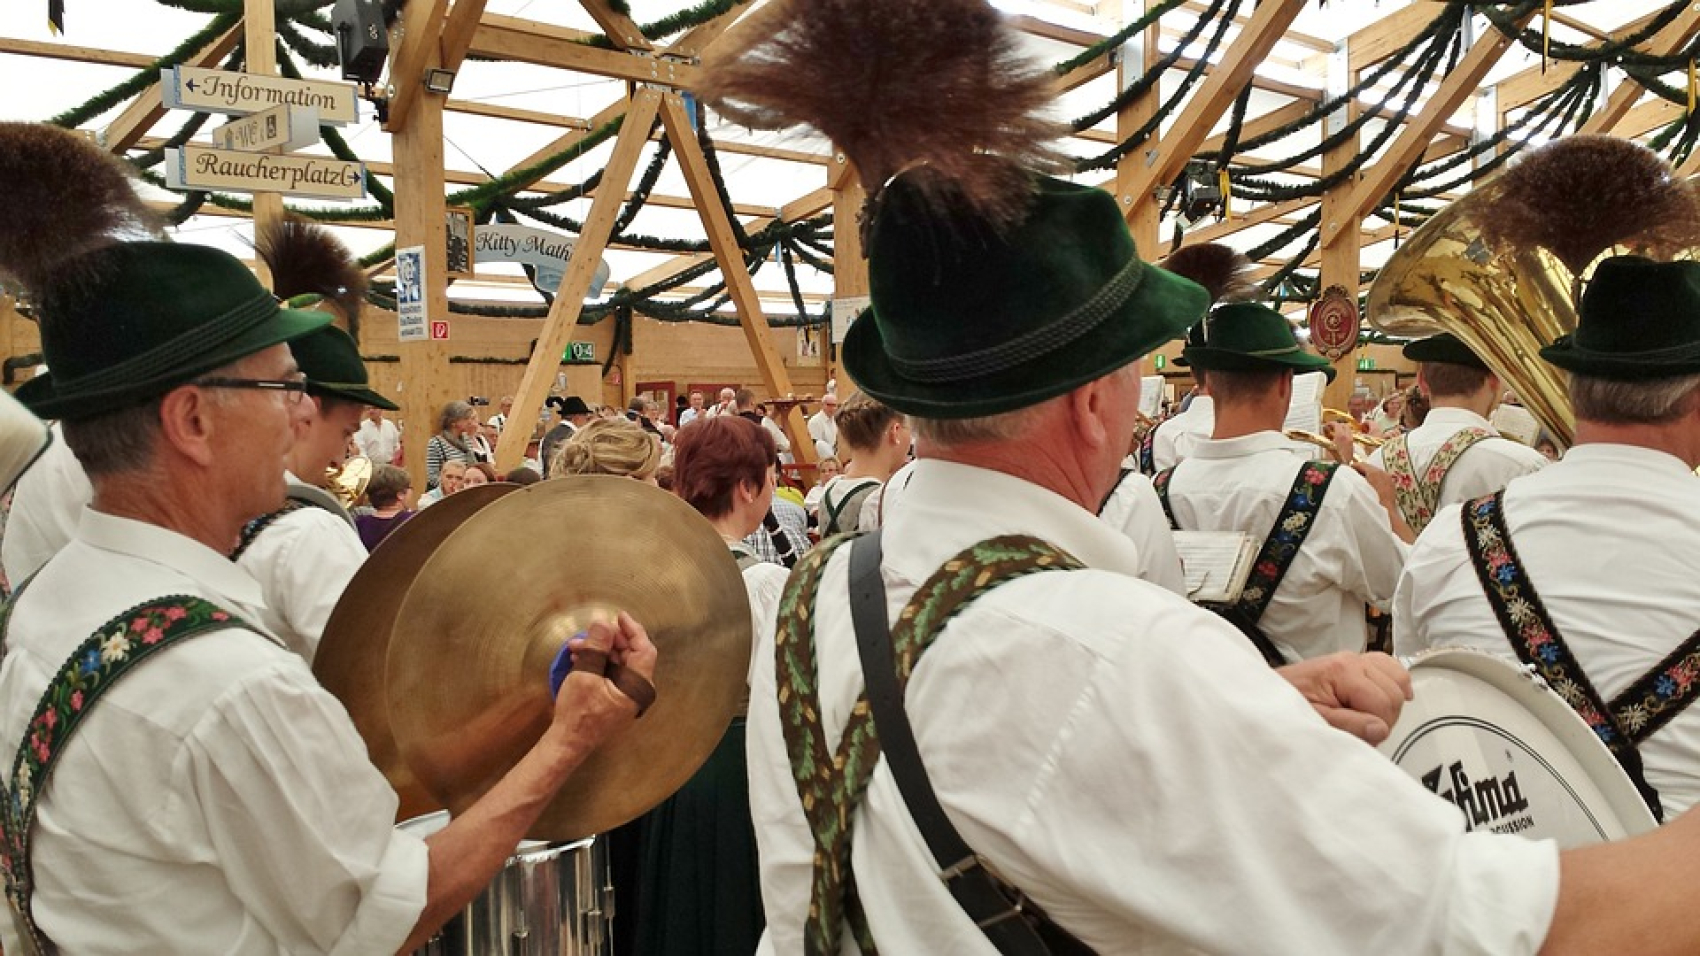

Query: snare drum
left=397, top=812, right=614, bottom=956
left=1379, top=648, right=1659, bottom=848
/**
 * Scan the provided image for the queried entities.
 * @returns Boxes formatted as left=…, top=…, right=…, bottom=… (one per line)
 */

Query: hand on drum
left=1278, top=651, right=1412, bottom=745
left=554, top=612, right=659, bottom=744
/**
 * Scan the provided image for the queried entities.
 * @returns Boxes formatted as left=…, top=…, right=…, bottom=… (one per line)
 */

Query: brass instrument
left=1284, top=426, right=1385, bottom=463
left=326, top=456, right=372, bottom=508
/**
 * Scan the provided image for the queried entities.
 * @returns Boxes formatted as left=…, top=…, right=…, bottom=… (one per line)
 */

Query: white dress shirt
left=353, top=417, right=400, bottom=464
left=1, top=423, right=91, bottom=585
left=808, top=410, right=838, bottom=455
left=1395, top=443, right=1700, bottom=818
left=1161, top=431, right=1409, bottom=661
left=1096, top=460, right=1186, bottom=595
left=235, top=488, right=369, bottom=663
left=747, top=458, right=1556, bottom=955
left=0, top=508, right=425, bottom=955
left=1150, top=395, right=1213, bottom=471
left=1365, top=406, right=1547, bottom=511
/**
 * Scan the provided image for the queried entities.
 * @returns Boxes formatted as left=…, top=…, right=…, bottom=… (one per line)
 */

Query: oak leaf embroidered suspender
left=1154, top=461, right=1340, bottom=667
left=0, top=581, right=260, bottom=955
left=775, top=531, right=1089, bottom=955
left=1383, top=427, right=1493, bottom=534
left=1461, top=491, right=1685, bottom=822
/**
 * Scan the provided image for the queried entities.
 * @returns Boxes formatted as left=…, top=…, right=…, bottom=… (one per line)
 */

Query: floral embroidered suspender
left=1383, top=427, right=1493, bottom=534
left=1154, top=462, right=1339, bottom=667
left=0, top=581, right=260, bottom=955
left=1461, top=491, right=1676, bottom=821
left=1135, top=428, right=1157, bottom=476
left=774, top=534, right=1083, bottom=955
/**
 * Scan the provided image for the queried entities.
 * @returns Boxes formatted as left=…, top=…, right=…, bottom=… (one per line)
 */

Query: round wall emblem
left=1308, top=285, right=1360, bottom=361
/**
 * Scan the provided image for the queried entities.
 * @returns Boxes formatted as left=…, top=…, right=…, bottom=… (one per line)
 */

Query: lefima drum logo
left=1422, top=761, right=1535, bottom=835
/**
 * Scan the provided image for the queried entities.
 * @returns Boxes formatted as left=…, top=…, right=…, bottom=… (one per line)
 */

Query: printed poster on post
left=396, top=245, right=428, bottom=342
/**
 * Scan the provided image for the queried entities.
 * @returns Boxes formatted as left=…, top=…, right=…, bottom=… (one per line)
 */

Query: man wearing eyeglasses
left=231, top=325, right=398, bottom=663
left=0, top=223, right=652, bottom=954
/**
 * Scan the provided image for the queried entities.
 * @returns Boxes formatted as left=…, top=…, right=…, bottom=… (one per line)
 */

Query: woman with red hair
left=633, top=416, right=788, bottom=955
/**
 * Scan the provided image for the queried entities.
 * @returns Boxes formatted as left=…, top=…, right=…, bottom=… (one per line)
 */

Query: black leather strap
left=848, top=531, right=1089, bottom=956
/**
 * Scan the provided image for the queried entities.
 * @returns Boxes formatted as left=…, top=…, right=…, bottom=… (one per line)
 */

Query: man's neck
left=1211, top=398, right=1284, bottom=441
left=92, top=478, right=248, bottom=555
left=1573, top=417, right=1700, bottom=469
left=1431, top=388, right=1497, bottom=421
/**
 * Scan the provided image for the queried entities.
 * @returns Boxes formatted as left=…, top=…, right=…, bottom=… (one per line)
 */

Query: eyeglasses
left=192, top=376, right=310, bottom=406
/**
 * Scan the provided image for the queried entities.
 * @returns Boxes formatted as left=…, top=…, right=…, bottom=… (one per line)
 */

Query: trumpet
left=1284, top=425, right=1385, bottom=463
left=327, top=456, right=372, bottom=508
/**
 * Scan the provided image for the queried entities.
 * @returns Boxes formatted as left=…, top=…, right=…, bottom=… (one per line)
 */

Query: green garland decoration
left=1070, top=0, right=1233, bottom=136
left=50, top=11, right=240, bottom=128
left=576, top=0, right=752, bottom=50
left=1052, top=0, right=1191, bottom=76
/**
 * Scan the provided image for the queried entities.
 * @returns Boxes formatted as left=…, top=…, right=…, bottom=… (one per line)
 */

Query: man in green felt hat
left=233, top=324, right=401, bottom=663
left=1151, top=301, right=1411, bottom=666
left=0, top=122, right=653, bottom=955
left=1364, top=332, right=1547, bottom=534
left=1397, top=254, right=1700, bottom=821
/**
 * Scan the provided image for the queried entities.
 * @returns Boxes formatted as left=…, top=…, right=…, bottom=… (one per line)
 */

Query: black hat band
left=885, top=253, right=1148, bottom=384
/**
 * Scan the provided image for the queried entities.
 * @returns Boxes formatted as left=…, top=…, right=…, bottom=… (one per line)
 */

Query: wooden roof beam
left=383, top=0, right=450, bottom=133
left=101, top=20, right=241, bottom=151
left=579, top=0, right=653, bottom=52
left=439, top=0, right=492, bottom=74
left=1119, top=0, right=1308, bottom=219
left=1322, top=7, right=1536, bottom=248
left=1577, top=2, right=1700, bottom=135
left=469, top=14, right=698, bottom=87
left=0, top=37, right=152, bottom=68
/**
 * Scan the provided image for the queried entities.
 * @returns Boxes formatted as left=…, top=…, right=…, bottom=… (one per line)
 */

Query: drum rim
left=1385, top=646, right=1659, bottom=837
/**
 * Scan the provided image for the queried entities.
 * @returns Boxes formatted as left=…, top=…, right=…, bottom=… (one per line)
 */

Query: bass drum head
left=1379, top=648, right=1658, bottom=848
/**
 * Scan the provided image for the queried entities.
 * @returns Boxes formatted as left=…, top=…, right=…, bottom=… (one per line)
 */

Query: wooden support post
left=1117, top=0, right=1163, bottom=255
left=1318, top=44, right=1361, bottom=411
left=658, top=91, right=814, bottom=463
left=245, top=0, right=283, bottom=290
left=828, top=153, right=866, bottom=408
left=492, top=89, right=664, bottom=473
left=383, top=0, right=450, bottom=134
left=391, top=0, right=455, bottom=497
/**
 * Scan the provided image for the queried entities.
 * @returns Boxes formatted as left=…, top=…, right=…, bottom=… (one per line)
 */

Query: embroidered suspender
left=1461, top=492, right=1672, bottom=821
left=1154, top=462, right=1339, bottom=667
left=230, top=500, right=309, bottom=561
left=1384, top=427, right=1494, bottom=534
left=775, top=534, right=1084, bottom=954
left=0, top=585, right=261, bottom=954
left=1136, top=428, right=1157, bottom=476
left=821, top=480, right=879, bottom=538
left=1095, top=467, right=1134, bottom=517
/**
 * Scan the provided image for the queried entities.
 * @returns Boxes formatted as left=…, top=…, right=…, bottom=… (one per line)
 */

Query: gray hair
left=1569, top=372, right=1700, bottom=425
left=438, top=400, right=474, bottom=433
left=62, top=399, right=166, bottom=478
left=910, top=399, right=1051, bottom=446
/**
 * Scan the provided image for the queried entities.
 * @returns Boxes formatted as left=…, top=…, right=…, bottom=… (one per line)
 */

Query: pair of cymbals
left=315, top=476, right=752, bottom=841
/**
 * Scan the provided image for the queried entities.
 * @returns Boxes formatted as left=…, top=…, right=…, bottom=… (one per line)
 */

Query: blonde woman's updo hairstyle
left=552, top=416, right=661, bottom=480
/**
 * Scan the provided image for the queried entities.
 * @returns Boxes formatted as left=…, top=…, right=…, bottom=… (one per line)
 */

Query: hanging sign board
left=830, top=295, right=870, bottom=345
left=210, top=103, right=320, bottom=153
left=164, top=145, right=366, bottom=201
left=395, top=245, right=428, bottom=342
left=162, top=66, right=358, bottom=125
left=474, top=225, right=610, bottom=300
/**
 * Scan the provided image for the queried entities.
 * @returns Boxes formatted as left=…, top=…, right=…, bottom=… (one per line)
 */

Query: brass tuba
left=1366, top=136, right=1700, bottom=450
left=327, top=456, right=372, bottom=509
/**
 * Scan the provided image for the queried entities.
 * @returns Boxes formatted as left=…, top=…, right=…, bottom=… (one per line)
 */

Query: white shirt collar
left=77, top=507, right=268, bottom=610
left=1561, top=441, right=1697, bottom=479
left=887, top=459, right=1146, bottom=579
left=1187, top=430, right=1299, bottom=460
left=1420, top=406, right=1493, bottom=431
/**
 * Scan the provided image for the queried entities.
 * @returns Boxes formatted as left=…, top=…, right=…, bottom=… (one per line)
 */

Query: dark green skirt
left=633, top=719, right=764, bottom=956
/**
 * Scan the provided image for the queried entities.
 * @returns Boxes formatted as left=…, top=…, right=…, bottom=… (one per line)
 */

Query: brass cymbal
left=388, top=475, right=751, bottom=841
left=314, top=483, right=517, bottom=821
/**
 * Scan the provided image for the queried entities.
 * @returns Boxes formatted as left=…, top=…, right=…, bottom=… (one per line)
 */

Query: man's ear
left=157, top=385, right=219, bottom=468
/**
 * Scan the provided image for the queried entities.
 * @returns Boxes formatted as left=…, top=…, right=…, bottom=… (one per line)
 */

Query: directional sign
left=473, top=225, right=610, bottom=300
left=164, top=145, right=366, bottom=201
left=162, top=66, right=358, bottom=125
left=211, top=103, right=320, bottom=153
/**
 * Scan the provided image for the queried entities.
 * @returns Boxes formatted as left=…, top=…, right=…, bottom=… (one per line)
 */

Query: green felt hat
left=1403, top=332, right=1487, bottom=369
left=1182, top=302, right=1337, bottom=382
left=290, top=325, right=397, bottom=410
left=17, top=242, right=331, bottom=420
left=1541, top=256, right=1700, bottom=380
left=841, top=172, right=1209, bottom=419
left=1170, top=321, right=1206, bottom=369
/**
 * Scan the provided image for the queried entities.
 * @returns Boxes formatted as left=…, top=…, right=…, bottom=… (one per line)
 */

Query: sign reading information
left=164, top=145, right=366, bottom=201
left=163, top=66, right=358, bottom=125
left=211, top=103, right=320, bottom=153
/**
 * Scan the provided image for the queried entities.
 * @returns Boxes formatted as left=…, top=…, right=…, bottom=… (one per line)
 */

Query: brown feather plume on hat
left=255, top=218, right=368, bottom=324
left=1478, top=135, right=1700, bottom=276
left=0, top=122, right=161, bottom=292
left=696, top=0, right=1064, bottom=232
left=1159, top=243, right=1260, bottom=305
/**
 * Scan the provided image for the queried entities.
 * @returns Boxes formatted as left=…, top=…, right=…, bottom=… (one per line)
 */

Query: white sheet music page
left=1173, top=531, right=1258, bottom=604
left=1490, top=403, right=1542, bottom=445
left=1139, top=376, right=1165, bottom=419
left=1283, top=371, right=1325, bottom=435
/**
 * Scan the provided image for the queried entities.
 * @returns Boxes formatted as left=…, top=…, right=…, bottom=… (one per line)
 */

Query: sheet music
left=1283, top=371, right=1325, bottom=435
left=1139, top=376, right=1165, bottom=419
left=1173, top=531, right=1258, bottom=604
left=1490, top=403, right=1542, bottom=446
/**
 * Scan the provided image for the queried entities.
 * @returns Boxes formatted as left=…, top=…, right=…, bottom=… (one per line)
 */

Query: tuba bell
left=327, top=456, right=372, bottom=509
left=1366, top=136, right=1700, bottom=450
